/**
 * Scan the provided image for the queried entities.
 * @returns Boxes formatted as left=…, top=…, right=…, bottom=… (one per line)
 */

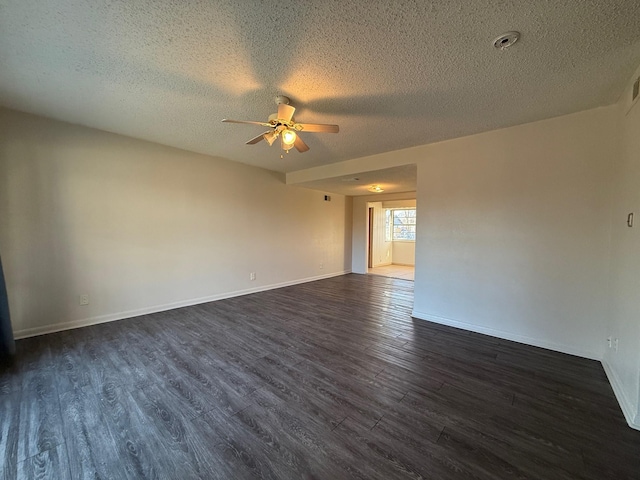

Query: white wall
left=392, top=242, right=415, bottom=266
left=0, top=108, right=352, bottom=337
left=383, top=200, right=417, bottom=209
left=604, top=65, right=640, bottom=430
left=413, top=107, right=616, bottom=360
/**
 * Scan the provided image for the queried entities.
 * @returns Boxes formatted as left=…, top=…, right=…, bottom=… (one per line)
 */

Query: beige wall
left=604, top=65, right=640, bottom=429
left=0, top=108, right=352, bottom=337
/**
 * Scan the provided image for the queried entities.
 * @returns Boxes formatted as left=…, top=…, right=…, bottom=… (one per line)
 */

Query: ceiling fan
left=222, top=95, right=339, bottom=155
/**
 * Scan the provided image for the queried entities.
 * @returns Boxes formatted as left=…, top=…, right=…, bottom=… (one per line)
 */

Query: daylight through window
left=385, top=208, right=416, bottom=241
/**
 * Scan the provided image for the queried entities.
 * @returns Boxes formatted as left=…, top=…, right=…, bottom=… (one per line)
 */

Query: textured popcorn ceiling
left=1, top=0, right=640, bottom=174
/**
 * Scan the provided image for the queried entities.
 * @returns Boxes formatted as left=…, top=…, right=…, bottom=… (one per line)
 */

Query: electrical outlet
left=319, top=262, right=323, bottom=269
left=250, top=272, right=256, bottom=281
left=79, top=294, right=89, bottom=306
left=614, top=338, right=619, bottom=352
left=607, top=336, right=612, bottom=348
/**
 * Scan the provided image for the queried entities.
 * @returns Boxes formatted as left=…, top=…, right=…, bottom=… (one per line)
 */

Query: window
left=385, top=208, right=416, bottom=241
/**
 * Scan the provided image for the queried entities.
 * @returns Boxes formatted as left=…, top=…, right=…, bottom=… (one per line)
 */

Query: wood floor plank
left=193, top=410, right=285, bottom=479
left=331, top=416, right=443, bottom=480
left=2, top=274, right=639, bottom=479
left=225, top=390, right=374, bottom=479
left=15, top=369, right=64, bottom=464
left=0, top=365, right=19, bottom=398
left=435, top=426, right=539, bottom=480
left=13, top=444, right=71, bottom=480
left=54, top=330, right=121, bottom=396
left=151, top=340, right=252, bottom=418
left=0, top=369, right=64, bottom=472
left=98, top=384, right=176, bottom=479
left=129, top=383, right=246, bottom=479
left=0, top=393, right=19, bottom=475
left=60, top=387, right=130, bottom=480
left=246, top=357, right=381, bottom=430
left=436, top=422, right=585, bottom=480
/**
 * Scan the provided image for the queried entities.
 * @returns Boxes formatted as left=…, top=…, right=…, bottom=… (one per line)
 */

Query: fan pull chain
left=281, top=149, right=291, bottom=159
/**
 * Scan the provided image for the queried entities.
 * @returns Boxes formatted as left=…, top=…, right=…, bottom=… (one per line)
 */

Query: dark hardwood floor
left=1, top=274, right=639, bottom=479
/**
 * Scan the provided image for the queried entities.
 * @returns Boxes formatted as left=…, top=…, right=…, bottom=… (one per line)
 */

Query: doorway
left=366, top=199, right=416, bottom=281
left=368, top=207, right=374, bottom=268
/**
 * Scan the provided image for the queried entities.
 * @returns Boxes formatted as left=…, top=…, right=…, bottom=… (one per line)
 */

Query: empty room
left=2, top=1, right=640, bottom=479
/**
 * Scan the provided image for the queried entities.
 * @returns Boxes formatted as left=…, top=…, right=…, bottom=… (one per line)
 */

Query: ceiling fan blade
left=277, top=104, right=296, bottom=122
left=222, top=119, right=272, bottom=127
left=246, top=131, right=273, bottom=145
left=296, top=123, right=339, bottom=133
left=294, top=135, right=310, bottom=153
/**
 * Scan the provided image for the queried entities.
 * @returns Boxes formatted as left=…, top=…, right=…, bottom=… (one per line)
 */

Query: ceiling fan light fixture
left=281, top=128, right=297, bottom=146
left=263, top=130, right=277, bottom=146
left=369, top=185, right=384, bottom=193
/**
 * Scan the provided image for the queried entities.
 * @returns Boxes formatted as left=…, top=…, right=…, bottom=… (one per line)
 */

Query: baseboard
left=14, top=270, right=351, bottom=339
left=411, top=310, right=602, bottom=361
left=602, top=361, right=640, bottom=431
left=391, top=263, right=414, bottom=267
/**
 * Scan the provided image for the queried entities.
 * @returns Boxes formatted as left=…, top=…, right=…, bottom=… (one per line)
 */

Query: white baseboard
left=410, top=310, right=602, bottom=361
left=14, top=270, right=351, bottom=339
left=602, top=361, right=640, bottom=431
